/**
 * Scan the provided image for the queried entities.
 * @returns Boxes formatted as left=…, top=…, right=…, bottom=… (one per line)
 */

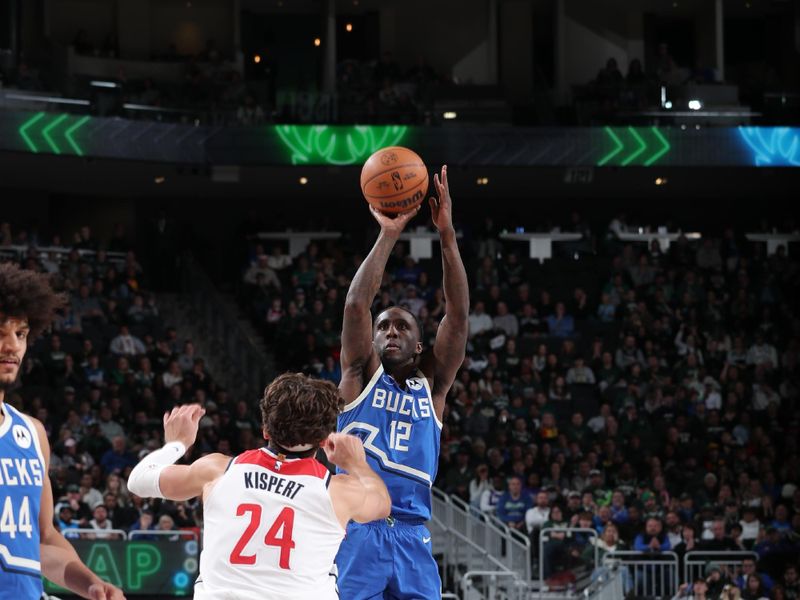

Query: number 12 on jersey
left=230, top=504, right=296, bottom=569
left=389, top=420, right=412, bottom=452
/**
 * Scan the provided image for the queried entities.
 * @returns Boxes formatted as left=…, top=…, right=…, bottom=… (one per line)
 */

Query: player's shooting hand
left=322, top=433, right=367, bottom=471
left=369, top=205, right=419, bottom=238
left=87, top=581, right=126, bottom=600
left=429, top=165, right=454, bottom=234
left=163, top=404, right=205, bottom=449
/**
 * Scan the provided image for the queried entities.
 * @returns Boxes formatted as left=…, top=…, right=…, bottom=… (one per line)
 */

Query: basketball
left=360, top=146, right=428, bottom=214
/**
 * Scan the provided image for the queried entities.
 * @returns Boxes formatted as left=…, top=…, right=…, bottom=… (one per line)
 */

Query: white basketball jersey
left=196, top=447, right=344, bottom=600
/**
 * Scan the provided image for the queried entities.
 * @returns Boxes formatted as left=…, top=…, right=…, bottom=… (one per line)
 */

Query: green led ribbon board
left=44, top=539, right=197, bottom=596
left=19, top=111, right=90, bottom=155
left=597, top=126, right=671, bottom=166
left=2, top=111, right=798, bottom=167
left=274, top=125, right=409, bottom=165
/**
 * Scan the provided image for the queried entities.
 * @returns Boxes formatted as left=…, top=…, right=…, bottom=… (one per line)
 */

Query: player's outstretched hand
left=163, top=404, right=205, bottom=449
left=322, top=433, right=367, bottom=472
left=87, top=581, right=126, bottom=599
left=369, top=205, right=419, bottom=238
left=429, top=165, right=454, bottom=233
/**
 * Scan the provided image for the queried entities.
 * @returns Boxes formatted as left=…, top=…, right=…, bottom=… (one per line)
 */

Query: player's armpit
left=158, top=453, right=230, bottom=501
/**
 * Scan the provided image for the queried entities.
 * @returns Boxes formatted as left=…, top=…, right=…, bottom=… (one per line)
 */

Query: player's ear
left=262, top=428, right=269, bottom=440
left=415, top=341, right=423, bottom=355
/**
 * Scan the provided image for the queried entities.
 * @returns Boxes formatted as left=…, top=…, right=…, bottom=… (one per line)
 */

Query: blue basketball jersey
left=337, top=365, right=441, bottom=520
left=0, top=402, right=45, bottom=599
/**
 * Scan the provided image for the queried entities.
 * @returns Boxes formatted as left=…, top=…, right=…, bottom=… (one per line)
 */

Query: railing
left=461, top=570, right=528, bottom=600
left=129, top=529, right=200, bottom=542
left=603, top=550, right=679, bottom=599
left=0, top=245, right=128, bottom=266
left=61, top=528, right=127, bottom=539
left=582, top=564, right=625, bottom=600
left=431, top=487, right=531, bottom=585
left=180, top=254, right=273, bottom=400
left=537, top=527, right=598, bottom=594
left=683, top=551, right=758, bottom=587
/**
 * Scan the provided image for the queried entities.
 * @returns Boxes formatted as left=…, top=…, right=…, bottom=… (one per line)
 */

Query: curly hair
left=0, top=262, right=66, bottom=337
left=259, top=372, right=343, bottom=449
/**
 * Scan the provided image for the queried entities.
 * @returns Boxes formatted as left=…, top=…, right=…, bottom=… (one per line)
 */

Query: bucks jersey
left=337, top=365, right=441, bottom=520
left=0, top=402, right=45, bottom=599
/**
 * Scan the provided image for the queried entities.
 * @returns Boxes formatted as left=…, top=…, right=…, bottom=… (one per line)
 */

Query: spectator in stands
left=110, top=324, right=146, bottom=356
left=525, top=490, right=551, bottom=535
left=78, top=472, right=103, bottom=510
left=735, top=557, right=775, bottom=594
left=87, top=504, right=117, bottom=540
left=100, top=436, right=137, bottom=475
left=739, top=506, right=761, bottom=549
left=244, top=254, right=281, bottom=290
left=740, top=573, right=769, bottom=600
left=634, top=517, right=671, bottom=552
left=541, top=504, right=569, bottom=577
left=496, top=476, right=532, bottom=531
left=469, top=464, right=491, bottom=508
left=155, top=513, right=180, bottom=541
left=56, top=505, right=81, bottom=539
left=566, top=356, right=595, bottom=385
left=479, top=473, right=506, bottom=515
left=468, top=300, right=493, bottom=341
left=780, top=566, right=799, bottom=599
left=545, top=302, right=574, bottom=338
left=700, top=518, right=741, bottom=551
left=130, top=509, right=157, bottom=540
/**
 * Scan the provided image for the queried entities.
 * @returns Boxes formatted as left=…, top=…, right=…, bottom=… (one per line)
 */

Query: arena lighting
left=275, top=125, right=408, bottom=165
left=314, top=38, right=321, bottom=47
left=253, top=55, right=261, bottom=64
left=90, top=80, right=119, bottom=89
left=654, top=177, right=668, bottom=186
left=346, top=23, right=353, bottom=32
left=154, top=176, right=166, bottom=184
left=475, top=177, right=489, bottom=185
left=443, top=111, right=457, bottom=120
left=664, top=101, right=673, bottom=109
left=6, top=93, right=89, bottom=106
left=298, top=176, right=309, bottom=185
left=688, top=99, right=703, bottom=110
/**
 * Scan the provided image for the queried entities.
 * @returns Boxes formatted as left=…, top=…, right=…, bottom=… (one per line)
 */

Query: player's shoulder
left=8, top=406, right=47, bottom=437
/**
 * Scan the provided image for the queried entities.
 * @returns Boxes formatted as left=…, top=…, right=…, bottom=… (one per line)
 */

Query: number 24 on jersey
left=229, top=504, right=296, bottom=569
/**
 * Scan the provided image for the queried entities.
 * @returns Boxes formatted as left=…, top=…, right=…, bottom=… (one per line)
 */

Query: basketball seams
left=361, top=163, right=427, bottom=185
left=362, top=171, right=429, bottom=200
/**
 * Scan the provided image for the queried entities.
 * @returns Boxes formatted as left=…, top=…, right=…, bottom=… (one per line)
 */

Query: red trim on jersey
left=234, top=449, right=329, bottom=479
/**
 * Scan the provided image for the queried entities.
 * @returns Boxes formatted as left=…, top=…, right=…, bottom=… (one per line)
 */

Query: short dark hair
left=0, top=262, right=66, bottom=337
left=259, top=373, right=343, bottom=449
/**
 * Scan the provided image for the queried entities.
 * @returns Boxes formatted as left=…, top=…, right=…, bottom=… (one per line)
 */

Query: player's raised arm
left=325, top=433, right=391, bottom=527
left=340, top=205, right=419, bottom=396
left=33, top=419, right=126, bottom=600
left=426, top=165, right=469, bottom=418
left=128, top=405, right=229, bottom=501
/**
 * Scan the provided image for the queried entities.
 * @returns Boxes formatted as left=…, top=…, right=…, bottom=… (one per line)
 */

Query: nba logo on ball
left=13, top=425, right=32, bottom=449
left=360, top=146, right=428, bottom=214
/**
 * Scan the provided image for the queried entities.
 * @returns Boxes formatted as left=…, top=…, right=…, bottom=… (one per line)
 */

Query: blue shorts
left=335, top=518, right=441, bottom=600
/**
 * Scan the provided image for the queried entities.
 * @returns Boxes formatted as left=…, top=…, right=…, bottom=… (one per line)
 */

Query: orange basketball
left=360, top=146, right=428, bottom=214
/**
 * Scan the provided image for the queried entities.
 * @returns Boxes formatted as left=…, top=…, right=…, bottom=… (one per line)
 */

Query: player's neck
left=384, top=363, right=417, bottom=386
